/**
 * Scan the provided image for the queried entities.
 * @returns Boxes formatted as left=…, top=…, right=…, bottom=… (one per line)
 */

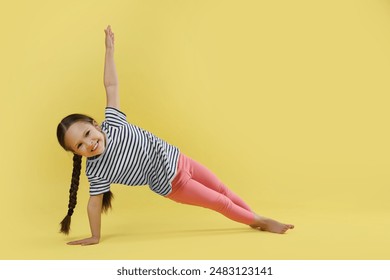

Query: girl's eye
left=77, top=143, right=82, bottom=149
left=86, top=130, right=90, bottom=136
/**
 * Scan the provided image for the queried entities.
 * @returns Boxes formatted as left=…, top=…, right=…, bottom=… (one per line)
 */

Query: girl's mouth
left=91, top=141, right=99, bottom=152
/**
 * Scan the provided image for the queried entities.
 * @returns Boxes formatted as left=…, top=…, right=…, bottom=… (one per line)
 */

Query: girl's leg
left=185, top=155, right=253, bottom=212
left=168, top=177, right=256, bottom=225
left=168, top=154, right=255, bottom=225
left=168, top=154, right=295, bottom=233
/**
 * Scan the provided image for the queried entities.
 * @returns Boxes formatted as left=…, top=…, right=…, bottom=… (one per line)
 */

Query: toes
left=282, top=224, right=294, bottom=233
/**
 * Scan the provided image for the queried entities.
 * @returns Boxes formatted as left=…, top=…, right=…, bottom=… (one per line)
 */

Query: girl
left=57, top=26, right=294, bottom=246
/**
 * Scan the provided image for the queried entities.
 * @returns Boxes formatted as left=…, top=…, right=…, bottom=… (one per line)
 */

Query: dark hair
left=57, top=114, right=114, bottom=235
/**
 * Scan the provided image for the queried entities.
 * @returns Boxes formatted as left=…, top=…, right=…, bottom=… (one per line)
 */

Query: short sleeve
left=89, top=176, right=111, bottom=196
left=104, top=107, right=127, bottom=127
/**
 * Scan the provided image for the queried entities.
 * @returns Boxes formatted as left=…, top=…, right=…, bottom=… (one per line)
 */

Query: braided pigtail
left=60, top=154, right=82, bottom=235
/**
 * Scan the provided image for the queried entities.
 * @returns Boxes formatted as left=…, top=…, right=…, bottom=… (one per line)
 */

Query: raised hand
left=104, top=25, right=115, bottom=50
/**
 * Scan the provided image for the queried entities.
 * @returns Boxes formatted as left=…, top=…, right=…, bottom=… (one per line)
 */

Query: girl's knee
left=217, top=182, right=232, bottom=196
left=211, top=195, right=233, bottom=213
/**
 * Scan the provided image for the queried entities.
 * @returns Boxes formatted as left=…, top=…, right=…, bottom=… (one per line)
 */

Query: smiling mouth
left=91, top=141, right=99, bottom=152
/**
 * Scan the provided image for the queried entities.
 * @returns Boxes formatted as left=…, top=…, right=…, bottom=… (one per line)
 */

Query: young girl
left=57, top=26, right=294, bottom=246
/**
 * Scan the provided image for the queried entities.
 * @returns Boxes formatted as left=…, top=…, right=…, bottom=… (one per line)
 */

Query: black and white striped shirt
left=86, top=107, right=180, bottom=196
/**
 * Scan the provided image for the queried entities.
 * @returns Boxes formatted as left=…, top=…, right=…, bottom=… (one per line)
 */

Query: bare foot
left=250, top=214, right=294, bottom=234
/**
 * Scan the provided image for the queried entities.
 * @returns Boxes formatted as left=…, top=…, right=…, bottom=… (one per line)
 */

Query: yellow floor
left=1, top=0, right=390, bottom=260
left=1, top=179, right=389, bottom=260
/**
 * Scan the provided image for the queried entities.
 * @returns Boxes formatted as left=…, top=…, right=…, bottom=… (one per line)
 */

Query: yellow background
left=1, top=0, right=389, bottom=259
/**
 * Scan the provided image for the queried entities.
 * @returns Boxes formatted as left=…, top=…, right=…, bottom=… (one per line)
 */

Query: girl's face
left=64, top=121, right=106, bottom=157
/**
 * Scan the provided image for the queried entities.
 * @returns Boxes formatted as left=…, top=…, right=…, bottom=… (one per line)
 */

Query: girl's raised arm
left=104, top=25, right=119, bottom=109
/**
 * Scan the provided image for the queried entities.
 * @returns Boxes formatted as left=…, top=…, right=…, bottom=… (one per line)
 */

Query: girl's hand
left=105, top=25, right=115, bottom=50
left=67, top=236, right=100, bottom=246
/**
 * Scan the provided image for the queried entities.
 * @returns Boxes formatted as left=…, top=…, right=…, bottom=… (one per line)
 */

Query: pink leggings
left=166, top=153, right=256, bottom=225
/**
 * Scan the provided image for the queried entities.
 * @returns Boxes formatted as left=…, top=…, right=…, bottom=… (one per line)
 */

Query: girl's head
left=57, top=114, right=106, bottom=158
left=57, top=114, right=113, bottom=235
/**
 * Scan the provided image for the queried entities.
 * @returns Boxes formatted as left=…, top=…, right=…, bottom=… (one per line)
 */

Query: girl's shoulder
left=104, top=107, right=127, bottom=127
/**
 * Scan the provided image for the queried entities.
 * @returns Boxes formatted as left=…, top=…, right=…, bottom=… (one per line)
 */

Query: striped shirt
left=86, top=107, right=180, bottom=196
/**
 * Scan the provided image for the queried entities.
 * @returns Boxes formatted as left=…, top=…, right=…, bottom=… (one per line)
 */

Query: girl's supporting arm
left=67, top=194, right=103, bottom=246
left=104, top=25, right=119, bottom=109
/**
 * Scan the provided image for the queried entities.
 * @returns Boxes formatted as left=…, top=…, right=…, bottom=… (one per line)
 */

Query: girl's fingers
left=68, top=241, right=86, bottom=245
left=67, top=237, right=99, bottom=246
left=67, top=239, right=87, bottom=245
left=105, top=28, right=114, bottom=38
left=81, top=242, right=96, bottom=246
left=67, top=241, right=82, bottom=245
